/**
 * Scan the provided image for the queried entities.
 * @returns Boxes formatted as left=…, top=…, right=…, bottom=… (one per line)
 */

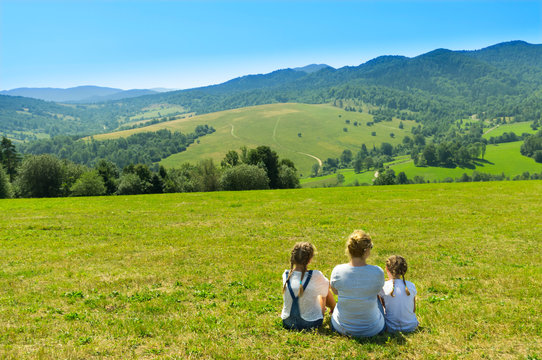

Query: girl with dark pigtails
left=378, top=255, right=419, bottom=333
left=281, top=242, right=336, bottom=330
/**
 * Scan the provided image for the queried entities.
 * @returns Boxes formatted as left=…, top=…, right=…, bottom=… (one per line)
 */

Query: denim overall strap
left=286, top=270, right=313, bottom=298
left=283, top=270, right=319, bottom=330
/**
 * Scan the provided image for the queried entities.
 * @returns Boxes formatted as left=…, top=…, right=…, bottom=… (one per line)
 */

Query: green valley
left=93, top=103, right=416, bottom=176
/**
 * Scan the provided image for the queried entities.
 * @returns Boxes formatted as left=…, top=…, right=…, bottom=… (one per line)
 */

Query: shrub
left=70, top=171, right=106, bottom=197
left=117, top=173, right=151, bottom=195
left=220, top=164, right=269, bottom=191
left=16, top=154, right=65, bottom=198
left=278, top=165, right=300, bottom=189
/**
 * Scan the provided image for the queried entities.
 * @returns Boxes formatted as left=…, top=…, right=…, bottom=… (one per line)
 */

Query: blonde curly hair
left=345, top=230, right=373, bottom=258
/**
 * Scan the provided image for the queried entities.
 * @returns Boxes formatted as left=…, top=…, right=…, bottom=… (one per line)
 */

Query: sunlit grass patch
left=0, top=182, right=540, bottom=358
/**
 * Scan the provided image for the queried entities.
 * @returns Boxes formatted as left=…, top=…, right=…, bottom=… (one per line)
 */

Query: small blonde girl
left=378, top=255, right=419, bottom=333
left=281, top=242, right=335, bottom=330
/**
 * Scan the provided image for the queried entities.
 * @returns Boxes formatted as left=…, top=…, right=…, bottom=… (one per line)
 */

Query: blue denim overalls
left=283, top=270, right=323, bottom=330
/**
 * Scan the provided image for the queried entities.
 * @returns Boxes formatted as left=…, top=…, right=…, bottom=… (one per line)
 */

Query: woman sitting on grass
left=330, top=230, right=385, bottom=337
left=378, top=255, right=419, bottom=333
left=281, top=242, right=336, bottom=330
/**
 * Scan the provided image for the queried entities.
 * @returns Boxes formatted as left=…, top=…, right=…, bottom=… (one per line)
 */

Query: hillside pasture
left=483, top=121, right=537, bottom=139
left=302, top=141, right=542, bottom=186
left=92, top=103, right=416, bottom=176
left=0, top=182, right=541, bottom=359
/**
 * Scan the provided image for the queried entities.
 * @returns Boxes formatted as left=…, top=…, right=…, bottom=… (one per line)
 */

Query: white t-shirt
left=330, top=264, right=385, bottom=337
left=379, top=279, right=418, bottom=333
left=281, top=270, right=330, bottom=322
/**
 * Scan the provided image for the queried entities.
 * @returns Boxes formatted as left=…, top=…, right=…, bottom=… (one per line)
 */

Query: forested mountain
left=1, top=41, right=541, bottom=142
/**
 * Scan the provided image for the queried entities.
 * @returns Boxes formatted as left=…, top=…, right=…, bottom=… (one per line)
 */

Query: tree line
left=18, top=126, right=214, bottom=169
left=0, top=139, right=299, bottom=199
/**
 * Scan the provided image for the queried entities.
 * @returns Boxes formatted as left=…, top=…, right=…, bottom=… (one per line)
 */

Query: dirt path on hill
left=272, top=118, right=323, bottom=167
left=483, top=124, right=500, bottom=135
left=229, top=124, right=239, bottom=139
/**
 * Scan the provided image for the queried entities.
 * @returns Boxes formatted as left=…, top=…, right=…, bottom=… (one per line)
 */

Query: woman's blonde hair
left=386, top=255, right=411, bottom=297
left=345, top=230, right=373, bottom=258
left=282, top=242, right=315, bottom=297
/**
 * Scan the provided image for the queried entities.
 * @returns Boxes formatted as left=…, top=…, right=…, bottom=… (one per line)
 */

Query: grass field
left=1, top=182, right=541, bottom=359
left=302, top=141, right=542, bottom=186
left=483, top=121, right=537, bottom=139
left=92, top=103, right=416, bottom=177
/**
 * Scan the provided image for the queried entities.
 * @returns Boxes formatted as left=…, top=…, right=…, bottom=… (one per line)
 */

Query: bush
left=534, top=150, right=542, bottom=163
left=117, top=173, right=151, bottom=195
left=278, top=165, right=300, bottom=189
left=163, top=166, right=199, bottom=193
left=70, top=171, right=106, bottom=197
left=16, top=154, right=65, bottom=198
left=220, top=164, right=269, bottom=191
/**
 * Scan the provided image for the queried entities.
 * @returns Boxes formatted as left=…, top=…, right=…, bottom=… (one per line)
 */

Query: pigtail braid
left=299, top=265, right=307, bottom=297
left=390, top=279, right=396, bottom=297
left=284, top=242, right=315, bottom=298
left=403, top=275, right=411, bottom=296
left=282, top=264, right=294, bottom=294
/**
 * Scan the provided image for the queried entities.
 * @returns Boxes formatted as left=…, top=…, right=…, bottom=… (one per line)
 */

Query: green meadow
left=483, top=121, right=537, bottom=139
left=93, top=103, right=416, bottom=176
left=302, top=141, right=542, bottom=187
left=1, top=182, right=541, bottom=359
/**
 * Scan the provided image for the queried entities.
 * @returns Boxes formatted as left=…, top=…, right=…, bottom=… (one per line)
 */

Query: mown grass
left=92, top=103, right=416, bottom=176
left=0, top=182, right=541, bottom=359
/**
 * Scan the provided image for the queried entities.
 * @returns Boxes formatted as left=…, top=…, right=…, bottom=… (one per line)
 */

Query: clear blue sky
left=1, top=0, right=541, bottom=90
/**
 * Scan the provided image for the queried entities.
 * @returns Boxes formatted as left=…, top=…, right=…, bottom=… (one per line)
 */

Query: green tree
left=353, top=157, right=363, bottom=173
left=280, top=158, right=296, bottom=171
left=340, top=150, right=353, bottom=167
left=246, top=146, right=280, bottom=189
left=380, top=142, right=393, bottom=156
left=311, top=163, right=320, bottom=177
left=70, top=171, right=106, bottom=197
left=397, top=171, right=408, bottom=184
left=221, top=150, right=239, bottom=168
left=95, top=159, right=119, bottom=195
left=16, top=154, right=65, bottom=198
left=0, top=165, right=13, bottom=199
left=194, top=159, right=220, bottom=192
left=117, top=173, right=151, bottom=195
left=374, top=169, right=396, bottom=185
left=163, top=164, right=198, bottom=193
left=61, top=161, right=87, bottom=196
left=0, top=136, right=21, bottom=182
left=422, top=144, right=437, bottom=166
left=220, top=164, right=269, bottom=191
left=278, top=165, right=300, bottom=189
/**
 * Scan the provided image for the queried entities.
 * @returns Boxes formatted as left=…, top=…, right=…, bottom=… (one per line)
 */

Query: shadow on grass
left=473, top=159, right=495, bottom=166
left=311, top=319, right=429, bottom=345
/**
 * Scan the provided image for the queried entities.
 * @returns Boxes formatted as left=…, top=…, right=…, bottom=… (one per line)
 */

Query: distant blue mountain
left=0, top=85, right=158, bottom=103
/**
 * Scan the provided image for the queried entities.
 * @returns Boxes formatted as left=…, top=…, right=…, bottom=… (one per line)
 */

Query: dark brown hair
left=386, top=255, right=411, bottom=297
left=282, top=242, right=315, bottom=297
